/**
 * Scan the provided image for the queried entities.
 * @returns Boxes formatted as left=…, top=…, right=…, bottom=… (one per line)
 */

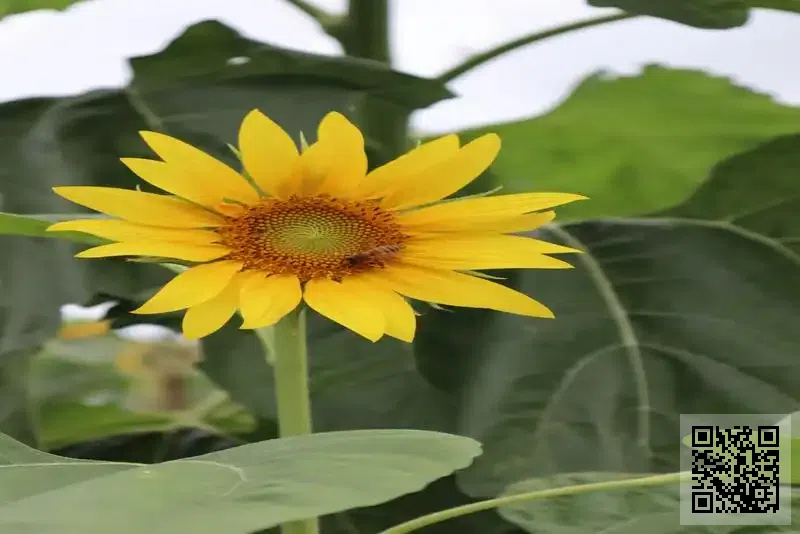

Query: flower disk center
left=218, top=195, right=407, bottom=281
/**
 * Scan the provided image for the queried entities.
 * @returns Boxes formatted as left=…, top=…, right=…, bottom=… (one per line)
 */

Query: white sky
left=0, top=0, right=798, bottom=134
left=4, top=0, right=798, bottom=335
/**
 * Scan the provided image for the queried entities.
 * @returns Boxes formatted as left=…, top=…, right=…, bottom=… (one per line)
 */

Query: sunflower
left=47, top=110, right=586, bottom=342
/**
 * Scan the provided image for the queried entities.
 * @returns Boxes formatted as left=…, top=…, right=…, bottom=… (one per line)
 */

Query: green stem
left=284, top=0, right=335, bottom=26
left=270, top=307, right=316, bottom=534
left=336, top=0, right=390, bottom=61
left=436, top=13, right=638, bottom=84
left=379, top=471, right=689, bottom=534
left=330, top=0, right=409, bottom=161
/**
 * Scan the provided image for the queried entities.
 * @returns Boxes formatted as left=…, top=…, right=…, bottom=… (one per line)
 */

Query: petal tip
left=323, top=110, right=347, bottom=122
left=52, top=186, right=73, bottom=197
left=243, top=108, right=266, bottom=120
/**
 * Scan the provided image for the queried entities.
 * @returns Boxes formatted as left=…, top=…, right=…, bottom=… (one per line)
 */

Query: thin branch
left=436, top=12, right=638, bottom=84
left=284, top=0, right=332, bottom=25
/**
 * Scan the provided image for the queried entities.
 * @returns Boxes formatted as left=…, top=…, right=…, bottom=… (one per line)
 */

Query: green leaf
left=658, top=132, right=800, bottom=255
left=0, top=0, right=81, bottom=18
left=499, top=473, right=727, bottom=534
left=412, top=134, right=800, bottom=496
left=128, top=20, right=451, bottom=112
left=0, top=429, right=481, bottom=533
left=461, top=66, right=800, bottom=220
left=0, top=212, right=104, bottom=244
left=587, top=0, right=800, bottom=28
left=587, top=0, right=749, bottom=28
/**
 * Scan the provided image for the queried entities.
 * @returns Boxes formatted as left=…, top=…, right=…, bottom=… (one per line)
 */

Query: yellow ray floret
left=48, top=109, right=587, bottom=342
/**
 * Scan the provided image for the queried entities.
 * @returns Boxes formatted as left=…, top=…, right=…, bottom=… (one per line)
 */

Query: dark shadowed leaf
left=201, top=311, right=457, bottom=432
left=413, top=134, right=800, bottom=496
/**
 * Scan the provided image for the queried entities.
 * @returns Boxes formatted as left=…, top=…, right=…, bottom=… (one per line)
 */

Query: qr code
left=690, top=425, right=780, bottom=514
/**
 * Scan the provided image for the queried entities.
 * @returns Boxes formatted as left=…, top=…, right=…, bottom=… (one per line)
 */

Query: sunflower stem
left=270, top=307, right=317, bottom=534
left=332, top=0, right=410, bottom=161
left=378, top=472, right=689, bottom=534
left=436, top=13, right=637, bottom=84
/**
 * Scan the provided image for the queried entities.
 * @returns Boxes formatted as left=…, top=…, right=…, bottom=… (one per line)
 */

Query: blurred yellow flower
left=57, top=319, right=111, bottom=340
left=48, top=110, right=586, bottom=342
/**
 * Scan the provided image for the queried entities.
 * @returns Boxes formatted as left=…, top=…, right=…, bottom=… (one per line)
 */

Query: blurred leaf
left=587, top=0, right=800, bottom=28
left=461, top=66, right=800, bottom=220
left=658, top=133, right=800, bottom=255
left=32, top=335, right=254, bottom=450
left=199, top=323, right=276, bottom=420
left=0, top=212, right=104, bottom=244
left=0, top=346, right=36, bottom=444
left=40, top=404, right=174, bottom=450
left=412, top=134, right=800, bottom=496
left=0, top=0, right=81, bottom=17
left=754, top=0, right=800, bottom=13
left=0, top=429, right=480, bottom=534
left=499, top=473, right=721, bottom=534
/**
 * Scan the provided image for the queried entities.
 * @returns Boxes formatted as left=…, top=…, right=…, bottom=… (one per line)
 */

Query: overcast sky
left=0, top=0, right=798, bottom=134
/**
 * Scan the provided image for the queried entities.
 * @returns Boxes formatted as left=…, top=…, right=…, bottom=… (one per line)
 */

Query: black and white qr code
left=690, top=425, right=780, bottom=514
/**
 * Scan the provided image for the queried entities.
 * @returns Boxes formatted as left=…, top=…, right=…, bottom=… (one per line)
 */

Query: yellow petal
left=121, top=158, right=227, bottom=208
left=364, top=263, right=554, bottom=318
left=349, top=277, right=416, bottom=342
left=47, top=219, right=221, bottom=244
left=293, top=141, right=330, bottom=196
left=397, top=192, right=587, bottom=231
left=133, top=260, right=244, bottom=315
left=359, top=135, right=460, bottom=198
left=53, top=186, right=225, bottom=228
left=380, top=134, right=501, bottom=210
left=314, top=112, right=368, bottom=196
left=139, top=131, right=259, bottom=205
left=239, top=272, right=302, bottom=329
left=238, top=109, right=300, bottom=199
left=401, top=234, right=578, bottom=271
left=182, top=277, right=241, bottom=339
left=478, top=211, right=556, bottom=234
left=75, top=242, right=230, bottom=262
left=303, top=277, right=384, bottom=342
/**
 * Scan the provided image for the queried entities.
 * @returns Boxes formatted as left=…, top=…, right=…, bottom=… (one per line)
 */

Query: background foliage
left=0, top=1, right=798, bottom=533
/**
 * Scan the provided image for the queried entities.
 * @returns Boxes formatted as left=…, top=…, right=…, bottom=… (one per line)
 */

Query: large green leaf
left=411, top=133, right=800, bottom=496
left=460, top=66, right=800, bottom=221
left=586, top=0, right=800, bottom=28
left=0, top=429, right=480, bottom=533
